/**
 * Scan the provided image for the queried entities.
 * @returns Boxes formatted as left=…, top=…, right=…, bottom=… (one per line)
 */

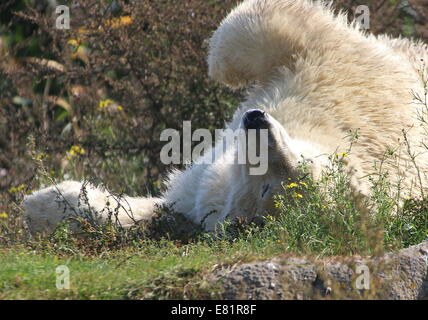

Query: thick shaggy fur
left=24, top=0, right=428, bottom=234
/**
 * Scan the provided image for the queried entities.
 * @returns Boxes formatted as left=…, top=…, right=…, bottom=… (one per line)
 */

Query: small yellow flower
left=67, top=145, right=86, bottom=160
left=8, top=184, right=26, bottom=194
left=69, top=44, right=90, bottom=63
left=286, top=182, right=298, bottom=188
left=71, top=145, right=85, bottom=155
left=77, top=16, right=133, bottom=35
left=299, top=181, right=308, bottom=188
left=35, top=152, right=47, bottom=161
left=292, top=192, right=303, bottom=199
left=105, top=16, right=133, bottom=29
left=67, top=39, right=82, bottom=47
left=99, top=99, right=114, bottom=109
left=0, top=212, right=9, bottom=219
left=117, top=105, right=124, bottom=111
left=266, top=215, right=274, bottom=220
left=335, top=152, right=348, bottom=158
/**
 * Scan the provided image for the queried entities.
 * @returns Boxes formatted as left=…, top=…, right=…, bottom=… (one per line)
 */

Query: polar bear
left=24, top=0, right=428, bottom=234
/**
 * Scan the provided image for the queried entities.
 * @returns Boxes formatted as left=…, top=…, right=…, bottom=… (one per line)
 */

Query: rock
left=218, top=261, right=285, bottom=299
left=213, top=240, right=428, bottom=300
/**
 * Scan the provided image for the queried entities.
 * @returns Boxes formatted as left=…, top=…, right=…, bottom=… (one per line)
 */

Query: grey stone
left=213, top=240, right=428, bottom=300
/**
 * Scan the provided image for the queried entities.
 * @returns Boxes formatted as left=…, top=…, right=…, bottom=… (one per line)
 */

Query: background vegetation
left=0, top=0, right=427, bottom=299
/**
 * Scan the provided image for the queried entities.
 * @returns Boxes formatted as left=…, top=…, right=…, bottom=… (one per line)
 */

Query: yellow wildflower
left=299, top=181, right=308, bottom=188
left=76, top=16, right=133, bottom=36
left=0, top=212, right=9, bottom=219
left=71, top=145, right=85, bottom=155
left=67, top=145, right=86, bottom=160
left=105, top=16, right=133, bottom=29
left=67, top=39, right=82, bottom=47
left=292, top=192, right=303, bottom=199
left=8, top=184, right=26, bottom=194
left=69, top=44, right=90, bottom=63
left=117, top=105, right=124, bottom=111
left=99, top=99, right=114, bottom=109
left=286, top=182, right=298, bottom=188
left=35, top=152, right=47, bottom=161
left=335, top=152, right=348, bottom=158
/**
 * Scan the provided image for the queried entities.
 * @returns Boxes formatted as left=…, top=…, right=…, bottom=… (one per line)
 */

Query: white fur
left=24, top=0, right=428, bottom=234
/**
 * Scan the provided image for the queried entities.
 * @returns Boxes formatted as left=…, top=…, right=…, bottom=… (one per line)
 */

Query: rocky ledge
left=213, top=240, right=428, bottom=300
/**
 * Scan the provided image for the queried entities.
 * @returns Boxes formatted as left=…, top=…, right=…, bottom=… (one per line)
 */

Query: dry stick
left=41, top=78, right=52, bottom=134
left=22, top=57, right=65, bottom=72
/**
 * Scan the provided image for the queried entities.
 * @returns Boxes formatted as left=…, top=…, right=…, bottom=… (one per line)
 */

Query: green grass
left=0, top=238, right=292, bottom=299
left=0, top=210, right=425, bottom=300
left=1, top=150, right=427, bottom=299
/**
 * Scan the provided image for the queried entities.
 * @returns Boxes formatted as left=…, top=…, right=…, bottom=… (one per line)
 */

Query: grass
left=0, top=151, right=427, bottom=299
left=0, top=237, right=292, bottom=299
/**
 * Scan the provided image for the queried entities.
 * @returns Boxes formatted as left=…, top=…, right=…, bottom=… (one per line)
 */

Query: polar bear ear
left=207, top=0, right=351, bottom=89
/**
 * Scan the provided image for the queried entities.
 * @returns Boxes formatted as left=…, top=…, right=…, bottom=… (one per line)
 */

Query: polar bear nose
left=243, top=109, right=268, bottom=129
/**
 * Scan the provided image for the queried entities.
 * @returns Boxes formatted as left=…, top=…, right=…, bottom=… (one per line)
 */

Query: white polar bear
left=24, top=0, right=428, bottom=234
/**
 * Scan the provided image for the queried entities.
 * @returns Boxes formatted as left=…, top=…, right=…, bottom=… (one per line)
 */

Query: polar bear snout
left=242, top=109, right=269, bottom=130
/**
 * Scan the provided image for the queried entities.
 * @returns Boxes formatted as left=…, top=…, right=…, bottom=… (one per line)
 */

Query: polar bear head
left=226, top=108, right=326, bottom=221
